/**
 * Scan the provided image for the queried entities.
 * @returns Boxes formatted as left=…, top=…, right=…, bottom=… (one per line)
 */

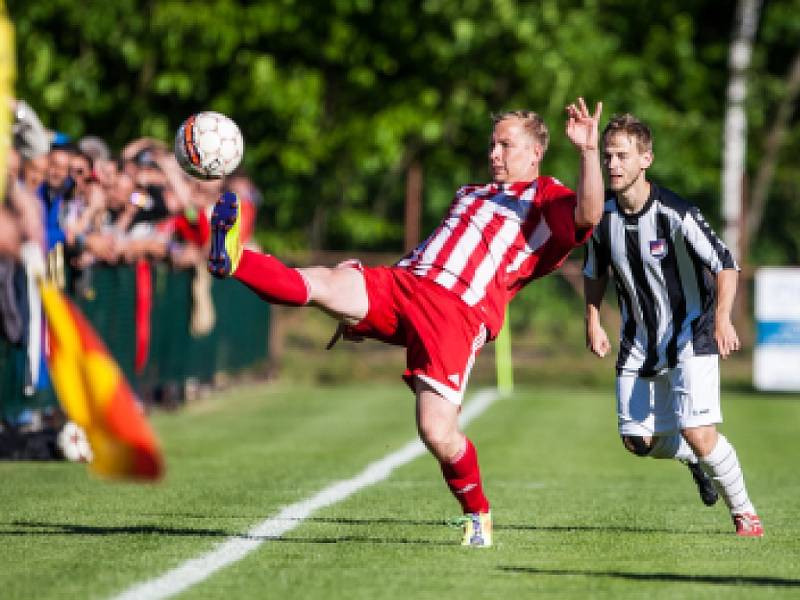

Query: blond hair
left=491, top=110, right=549, bottom=153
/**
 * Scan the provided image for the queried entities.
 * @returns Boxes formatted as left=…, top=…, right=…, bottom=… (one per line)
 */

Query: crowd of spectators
left=0, top=99, right=262, bottom=452
left=3, top=98, right=260, bottom=277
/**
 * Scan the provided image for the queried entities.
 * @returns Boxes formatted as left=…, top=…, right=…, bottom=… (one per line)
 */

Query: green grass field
left=0, top=381, right=797, bottom=599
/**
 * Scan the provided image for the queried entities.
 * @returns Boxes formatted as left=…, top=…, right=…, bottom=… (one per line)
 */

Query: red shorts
left=346, top=265, right=488, bottom=405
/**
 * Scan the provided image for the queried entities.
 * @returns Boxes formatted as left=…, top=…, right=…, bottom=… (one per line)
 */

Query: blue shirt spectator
left=37, top=147, right=74, bottom=251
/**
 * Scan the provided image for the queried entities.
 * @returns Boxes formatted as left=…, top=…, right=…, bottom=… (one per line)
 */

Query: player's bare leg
left=681, top=424, right=718, bottom=456
left=209, top=191, right=368, bottom=323
left=415, top=382, right=463, bottom=462
left=683, top=424, right=763, bottom=537
left=298, top=265, right=368, bottom=324
left=416, top=381, right=491, bottom=547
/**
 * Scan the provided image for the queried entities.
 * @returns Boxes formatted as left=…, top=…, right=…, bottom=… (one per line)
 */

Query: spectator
left=93, top=153, right=118, bottom=189
left=12, top=98, right=49, bottom=160
left=78, top=135, right=110, bottom=163
left=7, top=146, right=20, bottom=182
left=2, top=110, right=268, bottom=447
left=64, top=151, right=101, bottom=236
left=0, top=204, right=20, bottom=256
left=100, top=169, right=136, bottom=236
left=7, top=179, right=44, bottom=251
left=69, top=151, right=92, bottom=188
left=37, top=146, right=73, bottom=253
left=159, top=175, right=216, bottom=269
left=63, top=151, right=116, bottom=268
left=20, top=153, right=47, bottom=192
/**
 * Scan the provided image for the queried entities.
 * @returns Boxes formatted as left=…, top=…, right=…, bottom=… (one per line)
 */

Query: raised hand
left=566, top=97, right=602, bottom=152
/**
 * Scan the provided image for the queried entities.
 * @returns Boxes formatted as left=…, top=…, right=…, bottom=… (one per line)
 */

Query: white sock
left=699, top=434, right=756, bottom=515
left=649, top=434, right=698, bottom=463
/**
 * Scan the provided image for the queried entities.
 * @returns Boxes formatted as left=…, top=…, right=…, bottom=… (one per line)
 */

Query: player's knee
left=417, top=418, right=446, bottom=447
left=416, top=419, right=458, bottom=460
left=621, top=435, right=652, bottom=457
left=681, top=425, right=718, bottom=458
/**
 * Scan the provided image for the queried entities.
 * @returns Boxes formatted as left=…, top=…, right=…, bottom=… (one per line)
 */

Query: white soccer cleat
left=460, top=511, right=492, bottom=547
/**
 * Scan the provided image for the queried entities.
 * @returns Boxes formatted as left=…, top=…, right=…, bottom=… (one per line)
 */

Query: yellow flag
left=40, top=282, right=164, bottom=480
left=0, top=1, right=16, bottom=203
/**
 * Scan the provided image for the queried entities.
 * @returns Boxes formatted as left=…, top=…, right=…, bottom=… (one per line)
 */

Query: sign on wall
left=753, top=267, right=800, bottom=392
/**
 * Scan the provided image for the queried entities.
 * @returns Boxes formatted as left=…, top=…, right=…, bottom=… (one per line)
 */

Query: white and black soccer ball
left=57, top=421, right=93, bottom=463
left=174, top=111, right=244, bottom=180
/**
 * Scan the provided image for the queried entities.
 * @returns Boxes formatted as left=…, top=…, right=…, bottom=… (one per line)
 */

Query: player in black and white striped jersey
left=583, top=113, right=762, bottom=537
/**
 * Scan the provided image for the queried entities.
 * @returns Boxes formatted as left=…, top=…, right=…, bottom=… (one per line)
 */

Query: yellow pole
left=0, top=0, right=15, bottom=203
left=495, top=312, right=513, bottom=395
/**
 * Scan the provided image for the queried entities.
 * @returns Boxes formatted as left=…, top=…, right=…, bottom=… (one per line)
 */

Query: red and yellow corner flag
left=40, top=281, right=164, bottom=481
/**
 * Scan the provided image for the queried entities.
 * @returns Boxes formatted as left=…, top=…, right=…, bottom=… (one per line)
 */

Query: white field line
left=111, top=388, right=501, bottom=600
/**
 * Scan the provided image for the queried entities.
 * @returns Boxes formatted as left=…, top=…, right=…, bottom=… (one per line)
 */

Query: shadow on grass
left=499, top=566, right=800, bottom=588
left=1, top=520, right=456, bottom=547
left=3, top=521, right=234, bottom=538
left=273, top=535, right=454, bottom=546
left=303, top=516, right=720, bottom=536
left=1, top=516, right=723, bottom=545
left=134, top=512, right=725, bottom=537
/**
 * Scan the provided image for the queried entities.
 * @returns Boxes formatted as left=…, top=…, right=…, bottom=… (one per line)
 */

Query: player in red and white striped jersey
left=209, top=97, right=604, bottom=546
left=396, top=174, right=589, bottom=339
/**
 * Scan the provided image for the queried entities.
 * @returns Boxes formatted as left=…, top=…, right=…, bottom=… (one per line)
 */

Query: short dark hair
left=51, top=141, right=79, bottom=154
left=73, top=150, right=94, bottom=170
left=491, top=110, right=549, bottom=153
left=602, top=113, right=653, bottom=154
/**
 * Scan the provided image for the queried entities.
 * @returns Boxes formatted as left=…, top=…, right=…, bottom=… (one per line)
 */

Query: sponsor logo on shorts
left=692, top=408, right=710, bottom=416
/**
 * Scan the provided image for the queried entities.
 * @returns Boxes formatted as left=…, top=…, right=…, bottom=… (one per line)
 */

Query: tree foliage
left=8, top=0, right=799, bottom=262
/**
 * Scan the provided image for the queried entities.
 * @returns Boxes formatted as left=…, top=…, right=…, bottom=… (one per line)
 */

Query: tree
left=8, top=0, right=800, bottom=264
left=721, top=0, right=761, bottom=262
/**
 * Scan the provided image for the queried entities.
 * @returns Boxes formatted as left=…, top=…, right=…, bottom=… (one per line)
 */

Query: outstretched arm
left=566, top=98, right=604, bottom=229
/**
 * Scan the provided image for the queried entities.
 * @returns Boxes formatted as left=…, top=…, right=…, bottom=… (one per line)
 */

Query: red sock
left=233, top=249, right=310, bottom=306
left=440, top=438, right=490, bottom=514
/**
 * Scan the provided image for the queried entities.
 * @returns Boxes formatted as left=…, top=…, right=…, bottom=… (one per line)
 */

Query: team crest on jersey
left=649, top=239, right=667, bottom=258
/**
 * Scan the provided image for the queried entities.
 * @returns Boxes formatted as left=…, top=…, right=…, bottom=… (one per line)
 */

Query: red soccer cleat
left=733, top=512, right=764, bottom=537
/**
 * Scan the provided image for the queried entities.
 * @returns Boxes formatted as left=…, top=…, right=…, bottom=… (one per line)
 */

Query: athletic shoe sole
left=208, top=191, right=239, bottom=277
left=687, top=462, right=719, bottom=507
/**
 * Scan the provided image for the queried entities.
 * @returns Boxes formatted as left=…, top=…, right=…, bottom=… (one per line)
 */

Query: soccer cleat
left=208, top=191, right=243, bottom=278
left=687, top=462, right=719, bottom=507
left=733, top=512, right=764, bottom=537
left=459, top=511, right=492, bottom=547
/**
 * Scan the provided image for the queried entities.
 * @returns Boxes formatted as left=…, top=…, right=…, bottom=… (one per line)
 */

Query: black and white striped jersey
left=583, top=183, right=739, bottom=376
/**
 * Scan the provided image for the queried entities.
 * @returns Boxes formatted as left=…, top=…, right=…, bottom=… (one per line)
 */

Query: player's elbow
left=575, top=206, right=602, bottom=229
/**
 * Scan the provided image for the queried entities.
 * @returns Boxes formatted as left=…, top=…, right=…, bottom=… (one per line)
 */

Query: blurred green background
left=10, top=0, right=800, bottom=260
left=9, top=0, right=800, bottom=389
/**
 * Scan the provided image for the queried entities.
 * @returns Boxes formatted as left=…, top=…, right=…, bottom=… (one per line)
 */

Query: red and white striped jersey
left=396, top=176, right=590, bottom=336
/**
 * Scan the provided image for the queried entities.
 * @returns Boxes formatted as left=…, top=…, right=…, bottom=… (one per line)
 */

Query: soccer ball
left=57, top=421, right=94, bottom=463
left=175, top=111, right=244, bottom=180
